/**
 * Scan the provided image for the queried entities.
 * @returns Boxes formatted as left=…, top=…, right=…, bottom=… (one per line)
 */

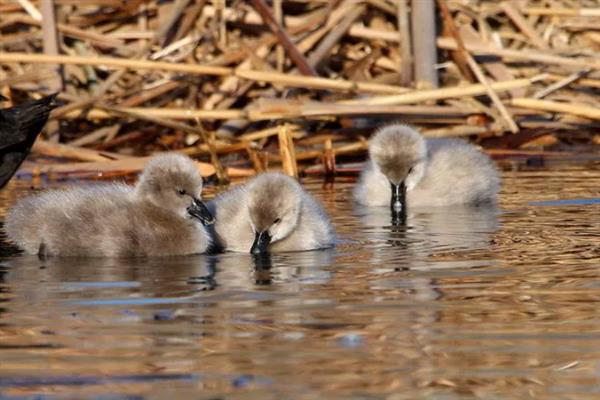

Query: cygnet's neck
left=133, top=185, right=155, bottom=205
left=134, top=186, right=175, bottom=214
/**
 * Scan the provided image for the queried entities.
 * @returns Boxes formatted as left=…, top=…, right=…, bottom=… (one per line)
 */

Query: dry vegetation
left=1, top=0, right=600, bottom=182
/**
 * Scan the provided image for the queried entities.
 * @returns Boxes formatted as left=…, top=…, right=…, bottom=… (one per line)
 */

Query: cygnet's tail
left=4, top=196, right=44, bottom=255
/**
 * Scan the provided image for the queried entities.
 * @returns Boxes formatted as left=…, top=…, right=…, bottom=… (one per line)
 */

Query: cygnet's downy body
left=5, top=153, right=214, bottom=257
left=354, top=125, right=500, bottom=221
left=209, top=172, right=334, bottom=253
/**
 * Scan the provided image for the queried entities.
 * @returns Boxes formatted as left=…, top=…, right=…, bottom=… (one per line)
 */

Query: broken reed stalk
left=39, top=0, right=62, bottom=139
left=61, top=107, right=246, bottom=120
left=234, top=69, right=410, bottom=94
left=397, top=0, right=413, bottom=86
left=59, top=98, right=509, bottom=124
left=423, top=124, right=503, bottom=138
left=0, top=52, right=408, bottom=94
left=533, top=69, right=591, bottom=99
left=238, top=124, right=303, bottom=141
left=16, top=0, right=42, bottom=20
left=544, top=73, right=600, bottom=90
left=508, top=98, right=600, bottom=121
left=39, top=0, right=63, bottom=93
left=57, top=102, right=485, bottom=122
left=32, top=139, right=131, bottom=162
left=254, top=101, right=482, bottom=119
left=524, top=7, right=600, bottom=17
left=180, top=141, right=250, bottom=157
left=436, top=38, right=600, bottom=71
left=340, top=75, right=546, bottom=106
left=278, top=124, right=298, bottom=178
left=21, top=160, right=255, bottom=178
left=322, top=138, right=336, bottom=176
left=194, top=117, right=229, bottom=184
left=273, top=0, right=284, bottom=72
left=22, top=157, right=216, bottom=177
left=411, top=0, right=438, bottom=88
left=0, top=52, right=232, bottom=76
left=67, top=125, right=120, bottom=147
left=246, top=144, right=267, bottom=173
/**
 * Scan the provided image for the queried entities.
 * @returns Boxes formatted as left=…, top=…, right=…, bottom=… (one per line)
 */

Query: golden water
left=1, top=164, right=599, bottom=399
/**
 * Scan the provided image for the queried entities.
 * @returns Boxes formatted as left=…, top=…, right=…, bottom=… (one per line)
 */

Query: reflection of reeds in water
left=0, top=170, right=600, bottom=397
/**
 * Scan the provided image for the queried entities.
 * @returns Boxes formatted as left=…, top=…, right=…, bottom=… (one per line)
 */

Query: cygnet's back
left=7, top=183, right=133, bottom=256
left=5, top=153, right=213, bottom=257
left=210, top=173, right=334, bottom=253
left=410, top=138, right=500, bottom=206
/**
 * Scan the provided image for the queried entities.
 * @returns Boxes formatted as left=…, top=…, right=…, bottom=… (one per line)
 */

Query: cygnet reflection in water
left=355, top=204, right=499, bottom=271
left=209, top=173, right=335, bottom=254
left=354, top=124, right=500, bottom=222
left=1, top=254, right=221, bottom=325
left=1, top=248, right=334, bottom=300
left=5, top=153, right=214, bottom=257
left=208, top=249, right=334, bottom=289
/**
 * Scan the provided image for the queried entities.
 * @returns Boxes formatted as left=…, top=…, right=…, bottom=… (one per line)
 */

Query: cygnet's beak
left=390, top=181, right=407, bottom=225
left=250, top=230, right=271, bottom=254
left=187, top=198, right=215, bottom=226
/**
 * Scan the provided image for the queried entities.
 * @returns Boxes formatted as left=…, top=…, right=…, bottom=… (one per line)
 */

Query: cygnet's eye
left=177, top=188, right=186, bottom=196
left=273, top=218, right=281, bottom=224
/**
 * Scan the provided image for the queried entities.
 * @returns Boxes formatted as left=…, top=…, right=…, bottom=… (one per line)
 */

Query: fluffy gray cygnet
left=5, top=153, right=214, bottom=257
left=354, top=124, right=500, bottom=220
left=209, top=172, right=334, bottom=253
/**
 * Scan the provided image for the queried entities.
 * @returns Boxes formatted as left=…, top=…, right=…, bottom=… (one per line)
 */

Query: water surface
left=1, top=164, right=599, bottom=399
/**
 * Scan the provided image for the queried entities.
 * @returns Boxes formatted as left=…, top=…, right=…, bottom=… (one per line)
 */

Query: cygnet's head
left=246, top=173, right=302, bottom=254
left=369, top=125, right=427, bottom=220
left=135, top=153, right=214, bottom=225
left=370, top=125, right=427, bottom=187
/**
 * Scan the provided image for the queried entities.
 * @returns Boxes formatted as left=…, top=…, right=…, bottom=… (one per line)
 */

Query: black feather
left=0, top=94, right=58, bottom=188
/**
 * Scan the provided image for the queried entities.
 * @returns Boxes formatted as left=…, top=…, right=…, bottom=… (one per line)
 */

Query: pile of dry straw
left=1, top=0, right=599, bottom=181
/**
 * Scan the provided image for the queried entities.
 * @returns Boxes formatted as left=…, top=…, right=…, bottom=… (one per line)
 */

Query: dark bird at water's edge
left=0, top=94, right=58, bottom=189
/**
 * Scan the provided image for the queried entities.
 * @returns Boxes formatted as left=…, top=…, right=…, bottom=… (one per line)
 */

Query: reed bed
left=1, top=0, right=599, bottom=181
